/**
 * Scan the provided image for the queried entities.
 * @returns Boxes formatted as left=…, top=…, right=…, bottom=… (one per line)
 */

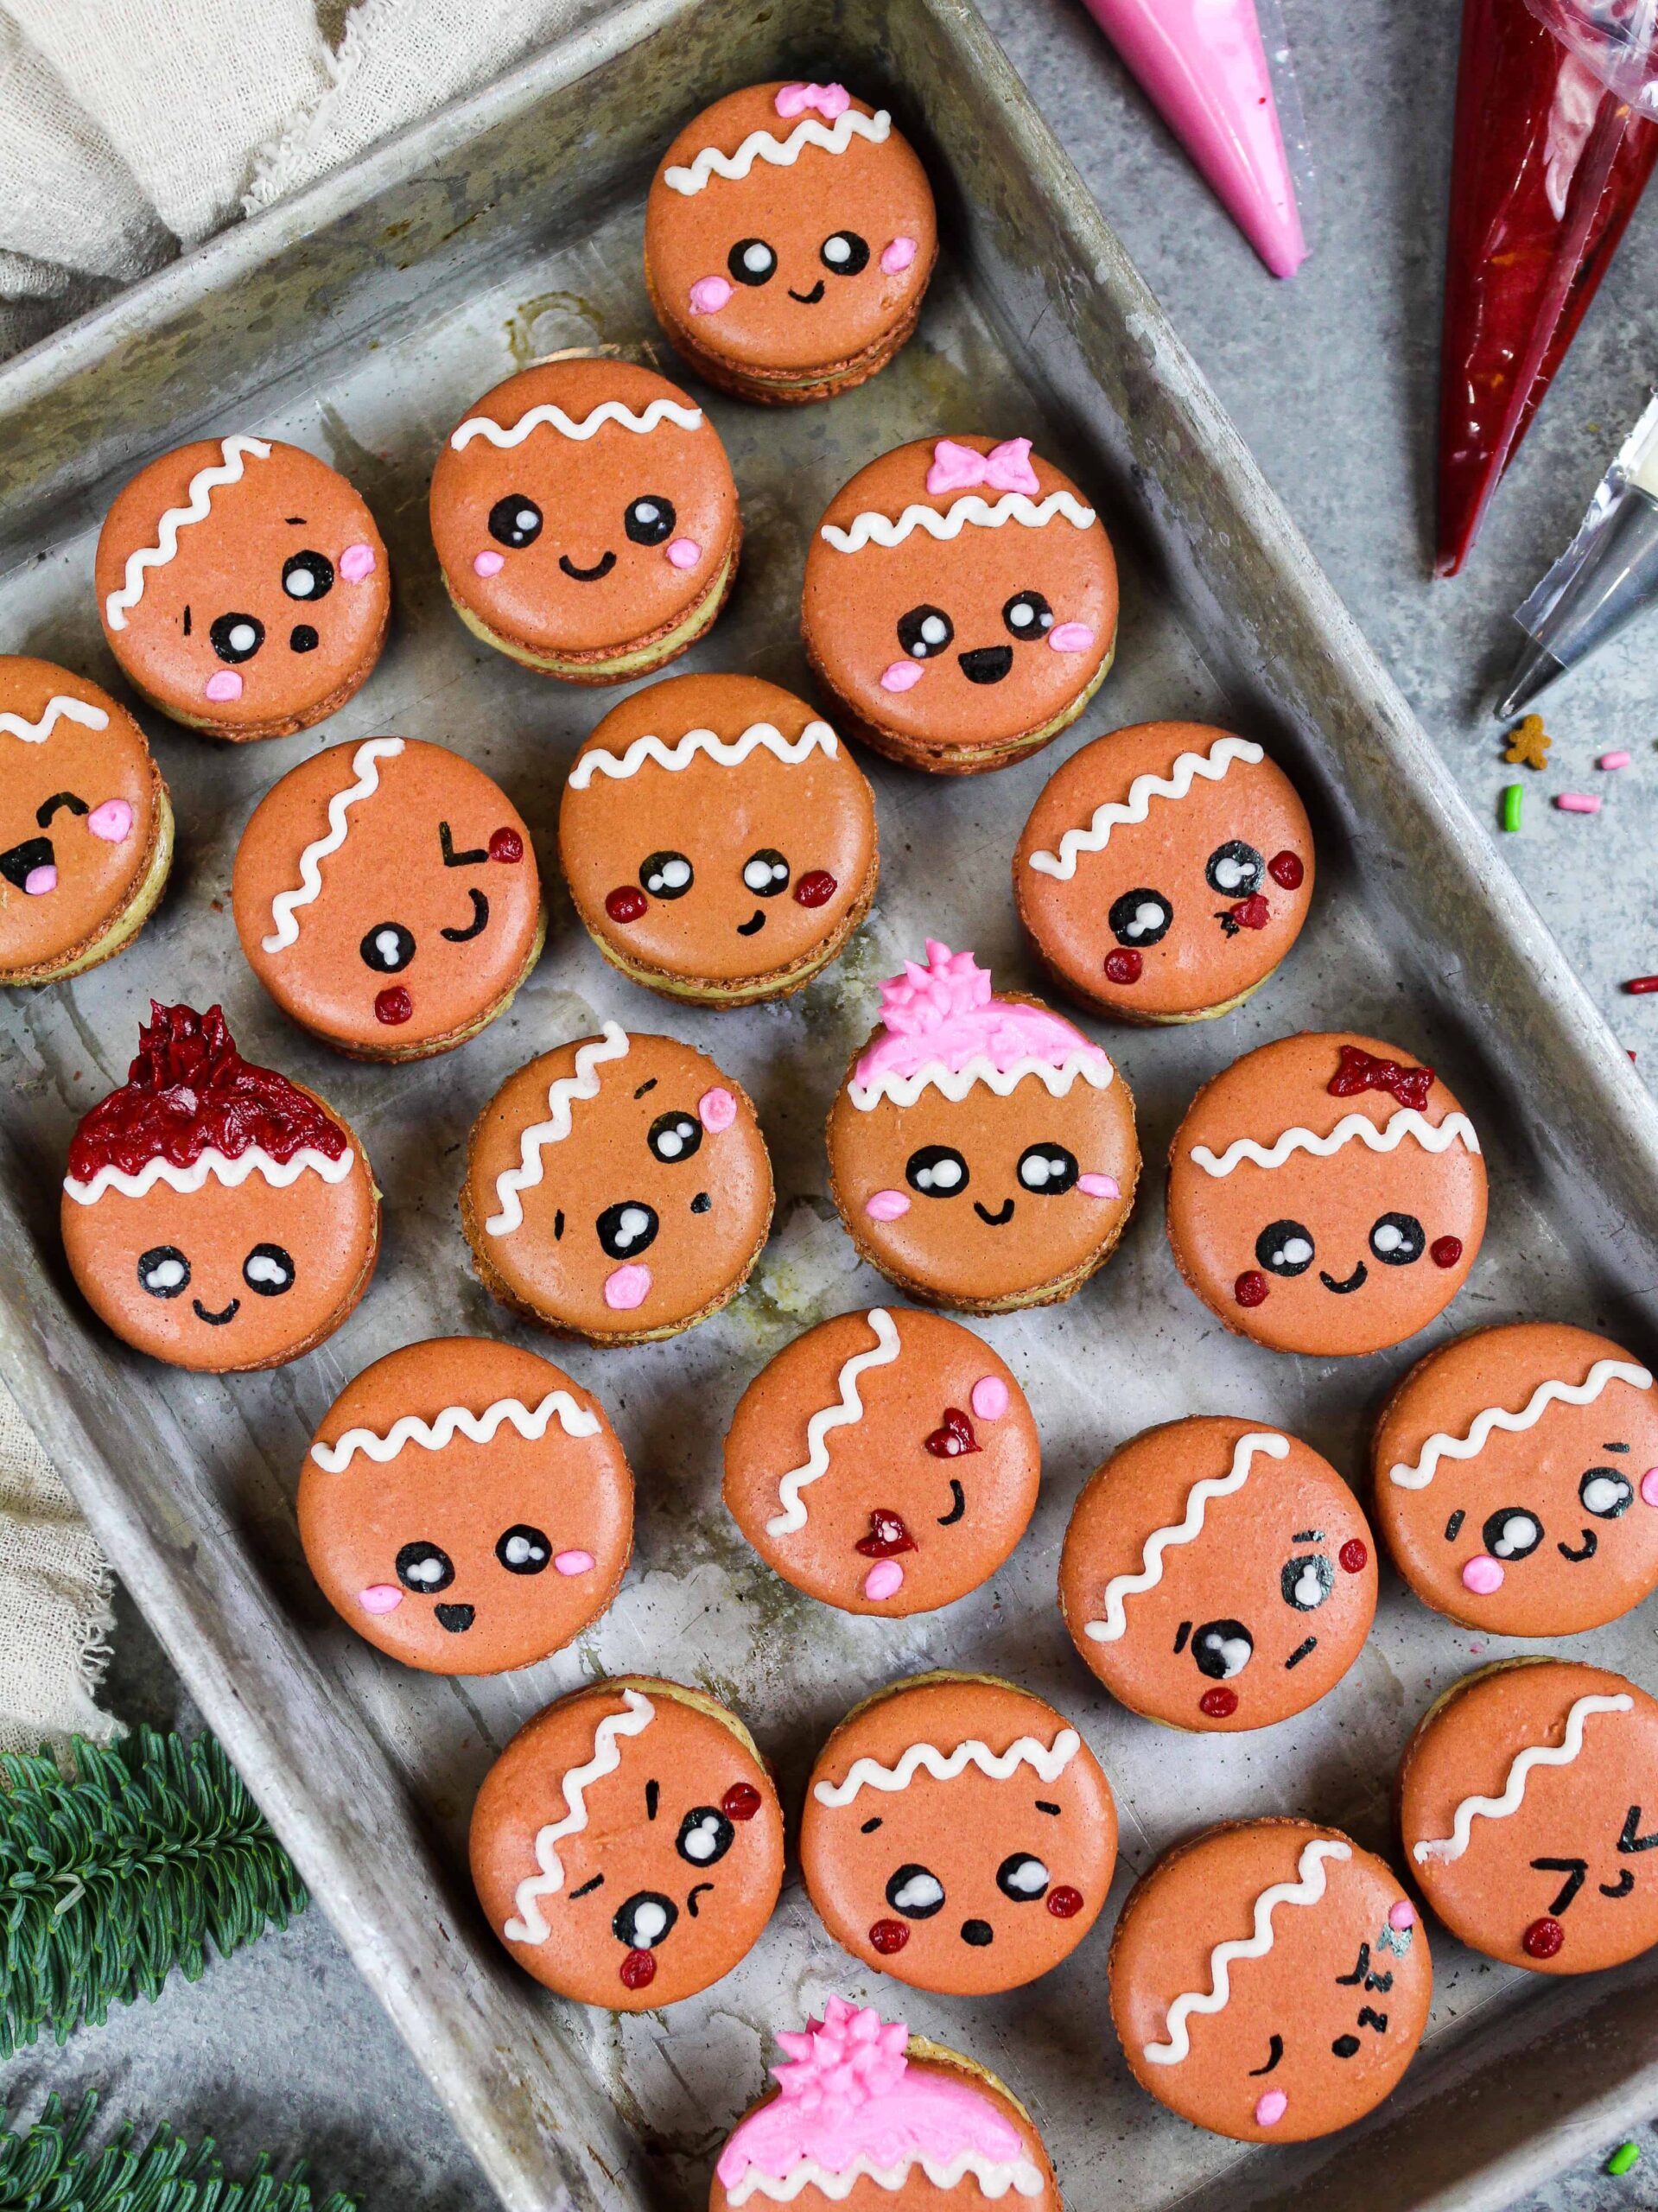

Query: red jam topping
left=721, top=1782, right=762, bottom=1822
left=1522, top=1916, right=1565, bottom=1961
left=1339, top=1539, right=1369, bottom=1574
left=1431, top=1236, right=1464, bottom=1268
left=854, top=1509, right=916, bottom=1558
left=1267, top=849, right=1304, bottom=890
left=375, top=987, right=413, bottom=1026
left=924, top=1408, right=980, bottom=1459
left=1047, top=1885, right=1083, bottom=1919
left=1235, top=1269, right=1268, bottom=1309
left=868, top=1918, right=909, bottom=1955
left=606, top=886, right=648, bottom=925
left=487, top=826, right=524, bottom=864
left=619, top=1948, right=657, bottom=1988
left=794, top=870, right=837, bottom=908
left=1200, top=1686, right=1239, bottom=1719
left=1229, top=893, right=1270, bottom=931
left=1103, top=949, right=1142, bottom=986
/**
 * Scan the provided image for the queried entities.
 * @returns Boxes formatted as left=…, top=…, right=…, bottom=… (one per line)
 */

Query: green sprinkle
left=1502, top=784, right=1523, bottom=833
left=1606, top=2141, right=1641, bottom=2176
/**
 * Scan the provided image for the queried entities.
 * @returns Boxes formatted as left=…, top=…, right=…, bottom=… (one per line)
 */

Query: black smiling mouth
left=1558, top=1528, right=1599, bottom=1562
left=736, top=910, right=767, bottom=936
left=435, top=1602, right=475, bottom=1633
left=974, top=1198, right=1016, bottom=1225
left=559, top=550, right=618, bottom=582
left=957, top=645, right=1014, bottom=685
left=191, top=1297, right=239, bottom=1325
left=440, top=888, right=490, bottom=943
left=938, top=1479, right=966, bottom=1526
left=1249, top=2033, right=1285, bottom=2077
left=1319, top=1262, right=1369, bottom=1294
left=789, top=279, right=827, bottom=303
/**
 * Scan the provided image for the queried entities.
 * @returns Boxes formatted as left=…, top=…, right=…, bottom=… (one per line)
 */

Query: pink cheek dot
left=866, top=1189, right=911, bottom=1221
left=554, top=1549, right=595, bottom=1577
left=1048, top=622, right=1094, bottom=653
left=473, top=549, right=505, bottom=577
left=689, top=276, right=733, bottom=315
left=1077, top=1173, right=1119, bottom=1199
left=665, top=537, right=702, bottom=569
left=1462, top=1554, right=1505, bottom=1596
left=22, top=864, right=57, bottom=896
left=1254, top=2090, right=1288, bottom=2129
left=863, top=1558, right=905, bottom=1601
left=1642, top=1468, right=1658, bottom=1507
left=86, top=798, right=133, bottom=843
left=339, top=542, right=377, bottom=583
left=698, top=1086, right=737, bottom=1133
left=1388, top=1899, right=1417, bottom=1931
left=204, top=671, right=243, bottom=702
left=881, top=235, right=918, bottom=274
left=970, top=1375, right=1009, bottom=1422
left=358, top=1585, right=403, bottom=1615
left=604, top=1262, right=652, bottom=1311
left=880, top=660, right=924, bottom=693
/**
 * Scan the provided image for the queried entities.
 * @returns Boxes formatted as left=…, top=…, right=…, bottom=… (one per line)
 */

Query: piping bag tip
left=1494, top=641, right=1565, bottom=721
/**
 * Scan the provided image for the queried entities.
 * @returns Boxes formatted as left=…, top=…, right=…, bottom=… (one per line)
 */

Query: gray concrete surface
left=6, top=2, right=1658, bottom=2205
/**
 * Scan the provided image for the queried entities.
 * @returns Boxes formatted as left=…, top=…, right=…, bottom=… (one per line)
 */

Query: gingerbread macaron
left=559, top=672, right=877, bottom=1005
left=801, top=1671, right=1116, bottom=1996
left=97, top=435, right=389, bottom=740
left=1109, top=1818, right=1430, bottom=2142
left=645, top=81, right=936, bottom=405
left=1059, top=1418, right=1376, bottom=1732
left=1015, top=722, right=1315, bottom=1021
left=1399, top=1660, right=1658, bottom=1974
left=1166, top=1033, right=1486, bottom=1357
left=803, top=435, right=1117, bottom=773
left=469, top=1675, right=785, bottom=2008
left=60, top=1002, right=378, bottom=1371
left=232, top=734, right=543, bottom=1058
left=430, top=358, right=739, bottom=683
left=0, top=657, right=173, bottom=986
left=299, top=1338, right=632, bottom=1674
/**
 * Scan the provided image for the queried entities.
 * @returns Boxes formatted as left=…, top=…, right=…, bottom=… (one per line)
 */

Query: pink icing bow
left=774, top=82, right=850, bottom=119
left=925, top=436, right=1039, bottom=498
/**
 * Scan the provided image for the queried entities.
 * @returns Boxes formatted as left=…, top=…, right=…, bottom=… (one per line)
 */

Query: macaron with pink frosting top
left=826, top=939, right=1138, bottom=1313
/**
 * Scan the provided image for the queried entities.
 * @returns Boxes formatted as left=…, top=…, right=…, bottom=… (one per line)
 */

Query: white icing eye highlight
left=1109, top=887, right=1172, bottom=947
left=648, top=1111, right=702, bottom=1162
left=1017, top=1142, right=1080, bottom=1193
left=1580, top=1468, right=1633, bottom=1518
left=886, top=1863, right=946, bottom=1917
left=905, top=1144, right=969, bottom=1196
left=820, top=230, right=870, bottom=275
left=741, top=849, right=791, bottom=896
left=897, top=604, right=954, bottom=658
left=1483, top=1507, right=1543, bottom=1561
left=137, top=1245, right=189, bottom=1298
left=282, top=551, right=334, bottom=601
left=640, top=850, right=693, bottom=898
left=242, top=1243, right=295, bottom=1296
left=676, top=1806, right=735, bottom=1866
left=1256, top=1219, right=1315, bottom=1276
left=1281, top=1554, right=1335, bottom=1611
left=210, top=612, right=264, bottom=664
left=1205, top=841, right=1265, bottom=896
left=727, top=237, right=777, bottom=284
left=395, top=1540, right=454, bottom=1592
left=1002, top=588, right=1054, bottom=638
left=996, top=1853, right=1051, bottom=1900
left=1369, top=1211, right=1426, bottom=1265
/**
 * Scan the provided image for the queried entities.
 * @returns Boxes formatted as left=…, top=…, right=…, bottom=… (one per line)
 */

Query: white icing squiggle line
left=311, top=1390, right=600, bottom=1472
left=821, top=490, right=1096, bottom=555
left=1027, top=738, right=1265, bottom=880
left=105, top=435, right=272, bottom=629
left=63, top=1144, right=353, bottom=1206
left=486, top=1023, right=630, bottom=1236
left=813, top=1728, right=1080, bottom=1808
left=1143, top=1839, right=1351, bottom=2065
left=263, top=737, right=404, bottom=952
left=1388, top=1360, right=1654, bottom=1491
left=848, top=1049, right=1113, bottom=1113
left=0, top=696, right=110, bottom=745
left=1411, top=1694, right=1634, bottom=1866
left=1190, top=1110, right=1481, bottom=1179
left=1084, top=1432, right=1289, bottom=1643
left=569, top=721, right=836, bottom=791
left=727, top=2152, right=1045, bottom=2204
left=767, top=1308, right=902, bottom=1535
left=449, top=398, right=703, bottom=451
left=506, top=1688, right=655, bottom=1942
left=664, top=108, right=890, bottom=194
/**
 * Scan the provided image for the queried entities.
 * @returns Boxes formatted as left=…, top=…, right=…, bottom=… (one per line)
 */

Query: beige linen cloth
left=0, top=0, right=588, bottom=1745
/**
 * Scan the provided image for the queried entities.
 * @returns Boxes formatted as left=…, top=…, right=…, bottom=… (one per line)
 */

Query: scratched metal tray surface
left=2, top=0, right=1657, bottom=2207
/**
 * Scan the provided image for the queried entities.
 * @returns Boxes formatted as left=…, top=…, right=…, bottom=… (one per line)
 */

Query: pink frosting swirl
left=854, top=940, right=1104, bottom=1090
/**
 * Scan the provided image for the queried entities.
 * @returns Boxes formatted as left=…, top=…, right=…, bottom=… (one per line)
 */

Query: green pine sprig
left=0, top=2091, right=359, bottom=2211
left=0, top=1729, right=308, bottom=2060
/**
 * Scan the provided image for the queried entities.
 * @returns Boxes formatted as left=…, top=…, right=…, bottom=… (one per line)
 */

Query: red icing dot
left=374, top=987, right=412, bottom=1026
left=1338, top=1538, right=1369, bottom=1573
left=1431, top=1236, right=1464, bottom=1269
left=1047, top=1885, right=1083, bottom=1918
left=1268, top=850, right=1305, bottom=890
left=1229, top=893, right=1271, bottom=931
left=619, top=1948, right=657, bottom=1989
left=1103, top=949, right=1142, bottom=986
left=1522, top=1916, right=1565, bottom=1961
left=721, top=1781, right=762, bottom=1822
left=1200, top=1687, right=1239, bottom=1719
left=1234, top=1269, right=1268, bottom=1308
left=605, top=887, right=648, bottom=925
left=869, top=1918, right=909, bottom=1955
left=924, top=1408, right=980, bottom=1459
left=794, top=870, right=837, bottom=908
left=854, top=1508, right=917, bottom=1557
left=487, top=826, right=524, bottom=864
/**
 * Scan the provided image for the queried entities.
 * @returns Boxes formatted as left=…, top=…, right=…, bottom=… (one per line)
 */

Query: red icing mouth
left=375, top=987, right=413, bottom=1026
left=1103, top=949, right=1142, bottom=985
left=869, top=1918, right=909, bottom=1955
left=1339, top=1539, right=1369, bottom=1573
left=721, top=1782, right=762, bottom=1821
left=605, top=887, right=648, bottom=924
left=1200, top=1687, right=1239, bottom=1719
left=1234, top=1270, right=1268, bottom=1308
left=794, top=870, right=837, bottom=908
left=1431, top=1236, right=1464, bottom=1268
left=1227, top=893, right=1271, bottom=931
left=1267, top=850, right=1304, bottom=889
left=924, top=1408, right=980, bottom=1459
left=1522, top=1916, right=1565, bottom=1961
left=619, top=1948, right=657, bottom=1988
left=855, top=1509, right=916, bottom=1558
left=487, top=826, right=524, bottom=863
left=1047, top=1885, right=1083, bottom=1918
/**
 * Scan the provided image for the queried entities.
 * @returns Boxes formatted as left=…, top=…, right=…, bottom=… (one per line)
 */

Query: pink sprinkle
left=1555, top=792, right=1601, bottom=814
left=473, top=549, right=505, bottom=577
left=880, top=236, right=918, bottom=275
left=339, top=542, right=377, bottom=583
left=1599, top=751, right=1633, bottom=770
left=775, top=81, right=849, bottom=119
left=1048, top=622, right=1094, bottom=653
left=554, top=1549, right=595, bottom=1577
left=86, top=798, right=133, bottom=843
left=1388, top=1899, right=1417, bottom=1931
left=1462, top=1554, right=1504, bottom=1595
left=1642, top=1468, right=1658, bottom=1507
left=604, top=1263, right=652, bottom=1312
left=698, top=1086, right=737, bottom=1133
left=204, top=671, right=243, bottom=702
left=1077, top=1173, right=1119, bottom=1198
left=665, top=537, right=702, bottom=569
left=970, top=1376, right=1009, bottom=1422
left=863, top=1558, right=905, bottom=1601
left=866, top=1189, right=910, bottom=1221
left=22, top=864, right=56, bottom=896
left=689, top=276, right=733, bottom=315
left=880, top=659, right=924, bottom=693
left=1255, top=2090, right=1287, bottom=2128
left=358, top=1585, right=403, bottom=1615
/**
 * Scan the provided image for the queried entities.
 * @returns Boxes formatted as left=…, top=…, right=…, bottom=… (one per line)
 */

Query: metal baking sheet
left=3, top=2, right=1658, bottom=2207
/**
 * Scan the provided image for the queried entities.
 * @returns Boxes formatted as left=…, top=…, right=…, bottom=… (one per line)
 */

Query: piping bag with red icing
left=1077, top=0, right=1306, bottom=278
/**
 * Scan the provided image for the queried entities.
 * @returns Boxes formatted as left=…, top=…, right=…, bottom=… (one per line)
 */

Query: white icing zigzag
left=263, top=737, right=404, bottom=952
left=0, top=696, right=109, bottom=745
left=63, top=1145, right=354, bottom=1206
left=1026, top=737, right=1265, bottom=881
left=1411, top=1693, right=1634, bottom=1866
left=813, top=1728, right=1081, bottom=1808
left=311, top=1390, right=601, bottom=1473
left=505, top=1688, right=655, bottom=1943
left=664, top=108, right=890, bottom=194
left=727, top=2152, right=1045, bottom=2205
left=449, top=398, right=704, bottom=451
left=1190, top=1109, right=1481, bottom=1179
left=767, top=1308, right=903, bottom=1536
left=105, top=435, right=272, bottom=630
left=821, top=491, right=1096, bottom=555
left=847, top=1049, right=1113, bottom=1114
left=1388, top=1359, right=1654, bottom=1491
left=1142, top=1838, right=1351, bottom=2065
left=569, top=721, right=836, bottom=791
left=1084, top=1432, right=1290, bottom=1643
left=486, top=1023, right=630, bottom=1236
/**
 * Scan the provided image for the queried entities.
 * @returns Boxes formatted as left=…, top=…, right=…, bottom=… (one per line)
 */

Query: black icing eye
left=395, top=1541, right=454, bottom=1594
left=597, top=1200, right=659, bottom=1260
left=820, top=230, right=870, bottom=275
left=1369, top=1212, right=1425, bottom=1266
left=639, top=850, right=693, bottom=899
left=897, top=604, right=954, bottom=659
left=1017, top=1143, right=1079, bottom=1194
left=496, top=1524, right=551, bottom=1574
left=359, top=920, right=416, bottom=973
left=209, top=612, right=264, bottom=664
left=1109, top=888, right=1172, bottom=948
left=1192, top=1618, right=1254, bottom=1680
left=1002, top=589, right=1054, bottom=639
left=242, top=1243, right=295, bottom=1297
left=741, top=849, right=791, bottom=897
left=1205, top=841, right=1265, bottom=897
left=905, top=1144, right=969, bottom=1198
left=995, top=1853, right=1051, bottom=1903
left=648, top=1110, right=702, bottom=1163
left=137, top=1245, right=189, bottom=1299
left=1255, top=1219, right=1315, bottom=1276
left=886, top=1863, right=946, bottom=1918
left=282, top=550, right=334, bottom=601
left=1581, top=1466, right=1635, bottom=1518
left=676, top=1806, right=735, bottom=1866
left=1281, top=1554, right=1335, bottom=1611
left=727, top=237, right=777, bottom=285
left=1483, top=1506, right=1544, bottom=1561
left=488, top=495, right=542, bottom=549
left=624, top=495, right=676, bottom=547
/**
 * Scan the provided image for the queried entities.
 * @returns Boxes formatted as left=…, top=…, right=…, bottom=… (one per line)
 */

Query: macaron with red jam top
left=429, top=358, right=740, bottom=683
left=60, top=1002, right=379, bottom=1373
left=232, top=735, right=544, bottom=1060
left=1166, top=1033, right=1486, bottom=1357
left=96, top=435, right=389, bottom=741
left=826, top=939, right=1139, bottom=1315
left=461, top=1021, right=773, bottom=1345
left=1109, top=1818, right=1431, bottom=2143
left=469, top=1675, right=784, bottom=2009
left=710, top=1994, right=1062, bottom=2212
left=645, top=81, right=937, bottom=406
left=1015, top=721, right=1315, bottom=1021
left=559, top=672, right=877, bottom=1006
left=299, top=1338, right=632, bottom=1675
left=1398, top=1659, right=1658, bottom=1975
left=1373, top=1322, right=1658, bottom=1637
left=802, top=435, right=1118, bottom=774
left=800, top=1671, right=1117, bottom=1997
left=723, top=1306, right=1039, bottom=1616
left=0, top=657, right=173, bottom=986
